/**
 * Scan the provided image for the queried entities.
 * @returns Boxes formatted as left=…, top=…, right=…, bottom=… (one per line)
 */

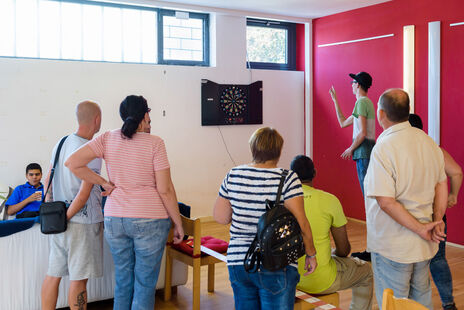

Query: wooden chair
left=382, top=288, right=428, bottom=310
left=294, top=291, right=340, bottom=309
left=164, top=215, right=226, bottom=310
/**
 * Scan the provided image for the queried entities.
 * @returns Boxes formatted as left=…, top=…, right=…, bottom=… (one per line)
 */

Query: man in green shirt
left=291, top=155, right=373, bottom=310
left=329, top=72, right=375, bottom=262
left=329, top=72, right=375, bottom=196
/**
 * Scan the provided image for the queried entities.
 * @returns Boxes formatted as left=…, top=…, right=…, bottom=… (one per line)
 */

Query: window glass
left=103, top=6, right=122, bottom=62
left=39, top=0, right=60, bottom=59
left=0, top=0, right=15, bottom=56
left=122, top=8, right=141, bottom=63
left=163, top=15, right=204, bottom=61
left=141, top=11, right=157, bottom=63
left=16, top=0, right=38, bottom=57
left=83, top=4, right=103, bottom=61
left=61, top=2, right=82, bottom=60
left=0, top=1, right=207, bottom=67
left=247, top=26, right=287, bottom=64
left=246, top=19, right=296, bottom=70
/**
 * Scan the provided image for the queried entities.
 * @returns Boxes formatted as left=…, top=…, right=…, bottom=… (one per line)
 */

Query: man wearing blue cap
left=329, top=72, right=376, bottom=261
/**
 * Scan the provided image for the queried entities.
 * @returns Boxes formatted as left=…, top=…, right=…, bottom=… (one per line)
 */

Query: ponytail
left=121, top=116, right=139, bottom=139
left=119, top=95, right=149, bottom=139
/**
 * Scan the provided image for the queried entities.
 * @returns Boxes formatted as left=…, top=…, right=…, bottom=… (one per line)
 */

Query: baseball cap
left=349, top=72, right=372, bottom=90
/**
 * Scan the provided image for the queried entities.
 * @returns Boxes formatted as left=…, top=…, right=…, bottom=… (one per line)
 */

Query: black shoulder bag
left=39, top=136, right=69, bottom=234
left=244, top=169, right=305, bottom=272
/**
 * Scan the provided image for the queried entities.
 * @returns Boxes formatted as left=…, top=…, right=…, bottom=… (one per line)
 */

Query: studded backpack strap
left=244, top=235, right=260, bottom=273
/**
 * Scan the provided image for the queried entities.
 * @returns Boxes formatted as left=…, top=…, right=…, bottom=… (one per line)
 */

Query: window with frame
left=246, top=19, right=296, bottom=70
left=159, top=10, right=209, bottom=66
left=0, top=0, right=209, bottom=66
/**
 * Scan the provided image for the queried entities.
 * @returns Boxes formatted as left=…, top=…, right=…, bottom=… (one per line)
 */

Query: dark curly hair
left=290, top=155, right=315, bottom=183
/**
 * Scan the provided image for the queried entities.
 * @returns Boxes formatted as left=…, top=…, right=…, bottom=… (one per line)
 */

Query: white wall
left=0, top=14, right=304, bottom=217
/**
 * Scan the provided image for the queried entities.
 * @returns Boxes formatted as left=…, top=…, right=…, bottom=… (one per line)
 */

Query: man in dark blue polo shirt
left=5, top=163, right=44, bottom=218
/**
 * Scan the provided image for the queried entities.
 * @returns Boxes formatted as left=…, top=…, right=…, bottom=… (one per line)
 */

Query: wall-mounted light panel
left=317, top=34, right=394, bottom=48
left=403, top=25, right=415, bottom=112
left=428, top=21, right=440, bottom=145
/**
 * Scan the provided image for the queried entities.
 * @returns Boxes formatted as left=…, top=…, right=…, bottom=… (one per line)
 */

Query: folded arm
left=376, top=196, right=442, bottom=242
left=66, top=181, right=93, bottom=220
left=6, top=195, right=37, bottom=215
left=65, top=145, right=112, bottom=190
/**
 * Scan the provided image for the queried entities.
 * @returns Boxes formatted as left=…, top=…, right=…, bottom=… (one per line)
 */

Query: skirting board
left=346, top=216, right=366, bottom=224
left=347, top=217, right=464, bottom=249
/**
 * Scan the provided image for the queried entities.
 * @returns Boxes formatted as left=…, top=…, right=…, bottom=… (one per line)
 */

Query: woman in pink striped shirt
left=66, top=95, right=184, bottom=310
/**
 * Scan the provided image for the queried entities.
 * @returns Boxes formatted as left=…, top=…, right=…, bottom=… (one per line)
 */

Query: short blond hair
left=249, top=127, right=284, bottom=163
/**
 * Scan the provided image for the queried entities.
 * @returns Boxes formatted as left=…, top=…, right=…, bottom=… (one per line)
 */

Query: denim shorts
left=48, top=222, right=103, bottom=280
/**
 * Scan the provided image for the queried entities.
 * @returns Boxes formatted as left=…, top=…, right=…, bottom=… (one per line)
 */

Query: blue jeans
left=355, top=158, right=370, bottom=196
left=104, top=217, right=171, bottom=310
left=371, top=252, right=432, bottom=309
left=228, top=265, right=300, bottom=310
left=430, top=216, right=454, bottom=307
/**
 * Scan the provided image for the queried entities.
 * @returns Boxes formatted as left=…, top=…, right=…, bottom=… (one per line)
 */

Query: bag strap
left=42, top=136, right=69, bottom=203
left=274, top=169, right=288, bottom=205
left=244, top=236, right=260, bottom=273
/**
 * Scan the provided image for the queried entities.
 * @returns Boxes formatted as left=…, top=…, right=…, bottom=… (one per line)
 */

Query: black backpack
left=244, top=169, right=305, bottom=272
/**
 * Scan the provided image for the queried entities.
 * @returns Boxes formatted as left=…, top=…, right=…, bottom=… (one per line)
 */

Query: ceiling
left=146, top=0, right=391, bottom=19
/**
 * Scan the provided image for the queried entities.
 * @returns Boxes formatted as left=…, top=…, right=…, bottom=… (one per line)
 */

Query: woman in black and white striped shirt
left=214, top=127, right=317, bottom=310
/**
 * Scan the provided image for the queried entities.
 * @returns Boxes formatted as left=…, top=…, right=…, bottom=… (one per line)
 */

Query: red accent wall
left=296, top=23, right=306, bottom=72
left=313, top=0, right=464, bottom=244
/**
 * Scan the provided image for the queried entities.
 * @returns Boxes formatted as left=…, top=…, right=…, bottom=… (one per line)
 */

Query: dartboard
left=201, top=79, right=262, bottom=126
left=220, top=86, right=247, bottom=117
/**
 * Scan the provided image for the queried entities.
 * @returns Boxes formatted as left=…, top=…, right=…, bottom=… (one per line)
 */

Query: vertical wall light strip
left=305, top=21, right=312, bottom=157
left=403, top=25, right=415, bottom=112
left=428, top=21, right=440, bottom=145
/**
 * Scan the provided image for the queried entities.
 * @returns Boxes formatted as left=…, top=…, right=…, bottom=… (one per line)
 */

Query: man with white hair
left=364, top=89, right=448, bottom=308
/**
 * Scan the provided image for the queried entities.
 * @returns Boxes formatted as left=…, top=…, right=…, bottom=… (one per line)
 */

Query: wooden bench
left=294, top=291, right=340, bottom=309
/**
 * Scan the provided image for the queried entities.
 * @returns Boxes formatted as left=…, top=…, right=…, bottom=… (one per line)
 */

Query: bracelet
left=306, top=253, right=317, bottom=259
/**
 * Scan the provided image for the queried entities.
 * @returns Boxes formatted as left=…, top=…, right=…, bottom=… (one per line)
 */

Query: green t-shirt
left=352, top=97, right=376, bottom=160
left=297, top=185, right=348, bottom=294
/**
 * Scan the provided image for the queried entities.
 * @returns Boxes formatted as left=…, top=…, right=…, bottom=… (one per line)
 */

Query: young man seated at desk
left=291, top=155, right=373, bottom=310
left=5, top=163, right=44, bottom=219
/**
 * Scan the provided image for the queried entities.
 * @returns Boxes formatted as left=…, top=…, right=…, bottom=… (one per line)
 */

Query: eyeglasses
left=147, top=108, right=152, bottom=113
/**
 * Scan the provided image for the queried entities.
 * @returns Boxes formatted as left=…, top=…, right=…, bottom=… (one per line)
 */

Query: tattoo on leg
left=74, top=290, right=86, bottom=310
